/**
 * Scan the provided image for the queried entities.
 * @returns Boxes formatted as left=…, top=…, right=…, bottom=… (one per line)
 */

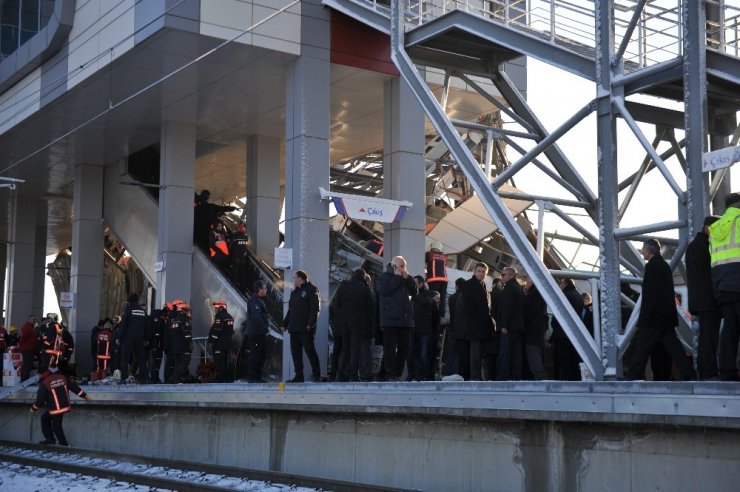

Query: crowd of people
left=3, top=192, right=739, bottom=387
left=193, top=189, right=251, bottom=291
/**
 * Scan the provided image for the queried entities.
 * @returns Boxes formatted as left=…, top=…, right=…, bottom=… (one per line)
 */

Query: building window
left=1, top=0, right=55, bottom=58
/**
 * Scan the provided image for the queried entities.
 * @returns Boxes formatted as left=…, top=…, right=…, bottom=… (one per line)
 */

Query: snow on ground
left=0, top=461, right=172, bottom=491
left=0, top=449, right=323, bottom=491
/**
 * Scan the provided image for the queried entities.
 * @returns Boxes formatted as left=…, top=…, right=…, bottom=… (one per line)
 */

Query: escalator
left=101, top=146, right=286, bottom=380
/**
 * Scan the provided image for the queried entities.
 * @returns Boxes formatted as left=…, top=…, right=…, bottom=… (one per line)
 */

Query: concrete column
left=6, top=195, right=36, bottom=329
left=382, top=77, right=426, bottom=277
left=32, top=208, right=48, bottom=317
left=283, top=0, right=331, bottom=380
left=247, top=135, right=281, bottom=263
left=156, top=121, right=196, bottom=307
left=69, top=165, right=104, bottom=374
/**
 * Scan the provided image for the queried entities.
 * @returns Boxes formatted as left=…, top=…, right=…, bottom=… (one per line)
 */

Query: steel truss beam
left=594, top=0, right=622, bottom=379
left=389, top=1, right=602, bottom=379
left=324, top=0, right=737, bottom=381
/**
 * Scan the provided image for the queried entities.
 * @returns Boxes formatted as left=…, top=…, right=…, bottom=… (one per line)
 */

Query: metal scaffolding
left=323, top=0, right=740, bottom=379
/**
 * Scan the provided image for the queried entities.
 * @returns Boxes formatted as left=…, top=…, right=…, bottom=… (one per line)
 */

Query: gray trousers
left=525, top=344, right=547, bottom=380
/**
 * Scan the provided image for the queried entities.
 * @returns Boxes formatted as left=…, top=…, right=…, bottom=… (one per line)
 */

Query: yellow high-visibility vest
left=709, top=207, right=740, bottom=267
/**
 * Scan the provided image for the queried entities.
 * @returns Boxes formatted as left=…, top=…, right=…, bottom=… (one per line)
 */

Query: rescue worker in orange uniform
left=31, top=371, right=91, bottom=446
left=95, top=319, right=114, bottom=376
left=209, top=222, right=230, bottom=271
left=39, top=314, right=64, bottom=373
left=425, top=242, right=449, bottom=318
left=208, top=301, right=235, bottom=382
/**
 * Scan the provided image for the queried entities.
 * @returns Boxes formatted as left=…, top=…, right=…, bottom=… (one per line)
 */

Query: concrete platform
left=2, top=381, right=740, bottom=491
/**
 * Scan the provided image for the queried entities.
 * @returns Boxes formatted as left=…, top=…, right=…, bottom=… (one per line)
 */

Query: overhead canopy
left=320, top=187, right=413, bottom=224
left=426, top=184, right=532, bottom=254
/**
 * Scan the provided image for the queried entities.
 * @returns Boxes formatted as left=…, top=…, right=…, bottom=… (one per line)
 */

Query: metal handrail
left=351, top=0, right=739, bottom=69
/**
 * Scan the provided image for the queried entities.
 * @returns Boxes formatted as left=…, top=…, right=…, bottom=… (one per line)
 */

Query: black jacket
left=334, top=277, right=375, bottom=335
left=552, top=283, right=583, bottom=340
left=119, top=302, right=150, bottom=342
left=448, top=291, right=461, bottom=332
left=455, top=276, right=495, bottom=340
left=286, top=281, right=320, bottom=333
left=208, top=309, right=235, bottom=351
left=376, top=272, right=417, bottom=328
left=685, top=232, right=719, bottom=314
left=165, top=312, right=192, bottom=354
left=413, top=288, right=439, bottom=335
left=639, top=253, right=678, bottom=328
left=497, top=278, right=525, bottom=333
left=247, top=295, right=270, bottom=337
left=228, top=232, right=250, bottom=262
left=523, top=285, right=548, bottom=346
left=150, top=310, right=167, bottom=351
left=61, top=329, right=74, bottom=359
left=32, top=373, right=87, bottom=414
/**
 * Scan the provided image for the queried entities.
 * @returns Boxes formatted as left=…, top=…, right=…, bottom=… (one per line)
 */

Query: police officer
left=247, top=280, right=270, bottom=383
left=284, top=270, right=321, bottom=383
left=118, top=294, right=150, bottom=384
left=208, top=300, right=234, bottom=383
left=31, top=370, right=91, bottom=446
left=228, top=222, right=250, bottom=291
left=149, top=306, right=169, bottom=384
left=165, top=301, right=193, bottom=383
left=710, top=192, right=740, bottom=381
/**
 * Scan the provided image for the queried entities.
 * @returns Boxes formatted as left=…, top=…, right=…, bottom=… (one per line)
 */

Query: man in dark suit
left=496, top=267, right=525, bottom=380
left=626, top=239, right=695, bottom=380
left=456, top=263, right=495, bottom=380
left=686, top=215, right=721, bottom=380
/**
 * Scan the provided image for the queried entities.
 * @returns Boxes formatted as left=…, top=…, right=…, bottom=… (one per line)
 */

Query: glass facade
left=1, top=0, right=55, bottom=58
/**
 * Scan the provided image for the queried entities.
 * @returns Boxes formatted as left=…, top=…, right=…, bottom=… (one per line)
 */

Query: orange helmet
left=213, top=300, right=227, bottom=310
left=170, top=299, right=187, bottom=311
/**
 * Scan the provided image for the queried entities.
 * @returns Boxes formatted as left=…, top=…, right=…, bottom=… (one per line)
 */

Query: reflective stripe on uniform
left=710, top=210, right=740, bottom=267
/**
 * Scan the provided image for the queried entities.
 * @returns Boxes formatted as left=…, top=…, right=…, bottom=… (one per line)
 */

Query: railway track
left=0, top=441, right=415, bottom=492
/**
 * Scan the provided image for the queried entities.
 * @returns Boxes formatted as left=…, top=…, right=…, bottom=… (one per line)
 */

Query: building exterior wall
left=0, top=0, right=302, bottom=130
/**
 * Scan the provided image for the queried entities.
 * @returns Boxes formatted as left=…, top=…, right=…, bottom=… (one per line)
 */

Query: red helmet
left=213, top=300, right=227, bottom=310
left=236, top=223, right=246, bottom=233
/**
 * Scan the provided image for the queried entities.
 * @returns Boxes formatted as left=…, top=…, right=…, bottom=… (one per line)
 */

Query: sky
left=507, top=57, right=739, bottom=272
